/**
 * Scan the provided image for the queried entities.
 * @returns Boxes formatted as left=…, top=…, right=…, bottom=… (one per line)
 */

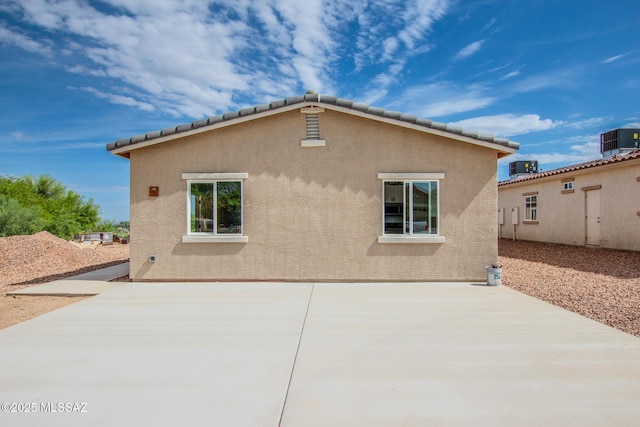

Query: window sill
left=523, top=221, right=539, bottom=225
left=378, top=235, right=445, bottom=244
left=182, top=235, right=248, bottom=243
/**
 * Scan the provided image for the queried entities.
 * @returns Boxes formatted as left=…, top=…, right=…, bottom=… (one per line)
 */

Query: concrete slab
left=7, top=263, right=129, bottom=296
left=280, top=283, right=640, bottom=427
left=0, top=283, right=312, bottom=426
left=1, top=282, right=639, bottom=426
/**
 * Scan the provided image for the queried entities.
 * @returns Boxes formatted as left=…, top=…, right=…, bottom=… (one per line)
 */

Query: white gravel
left=499, top=239, right=640, bottom=338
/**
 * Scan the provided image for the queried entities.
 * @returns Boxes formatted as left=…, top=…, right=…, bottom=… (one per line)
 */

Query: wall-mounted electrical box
left=511, top=206, right=519, bottom=225
left=498, top=208, right=505, bottom=225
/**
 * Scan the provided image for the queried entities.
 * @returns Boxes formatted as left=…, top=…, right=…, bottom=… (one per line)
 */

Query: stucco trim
left=182, top=235, right=248, bottom=243
left=300, top=107, right=325, bottom=114
left=377, top=172, right=445, bottom=180
left=301, top=139, right=326, bottom=147
left=581, top=185, right=602, bottom=192
left=181, top=172, right=248, bottom=180
left=378, top=236, right=446, bottom=244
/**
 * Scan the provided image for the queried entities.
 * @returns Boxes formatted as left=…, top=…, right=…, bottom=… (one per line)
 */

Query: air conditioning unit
left=600, top=128, right=640, bottom=157
left=509, top=161, right=538, bottom=179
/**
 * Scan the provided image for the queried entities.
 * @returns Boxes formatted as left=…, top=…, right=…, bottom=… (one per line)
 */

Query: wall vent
left=300, top=106, right=326, bottom=147
left=306, top=113, right=320, bottom=139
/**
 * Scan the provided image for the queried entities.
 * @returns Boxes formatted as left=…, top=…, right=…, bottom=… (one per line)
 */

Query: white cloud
left=11, top=131, right=27, bottom=141
left=564, top=117, right=608, bottom=130
left=500, top=141, right=602, bottom=170
left=2, top=0, right=454, bottom=117
left=82, top=87, right=156, bottom=112
left=451, top=114, right=562, bottom=137
left=482, top=18, right=497, bottom=32
left=397, top=0, right=450, bottom=51
left=354, top=0, right=451, bottom=96
left=507, top=67, right=582, bottom=94
left=399, top=82, right=496, bottom=117
left=502, top=70, right=520, bottom=80
left=454, top=39, right=484, bottom=60
left=602, top=53, right=628, bottom=64
left=0, top=26, right=52, bottom=55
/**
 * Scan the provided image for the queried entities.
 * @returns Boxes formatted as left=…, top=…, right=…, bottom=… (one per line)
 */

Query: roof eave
left=108, top=99, right=520, bottom=157
left=108, top=102, right=308, bottom=157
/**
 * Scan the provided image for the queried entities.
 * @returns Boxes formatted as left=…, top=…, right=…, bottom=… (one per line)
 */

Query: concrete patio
left=1, top=280, right=639, bottom=426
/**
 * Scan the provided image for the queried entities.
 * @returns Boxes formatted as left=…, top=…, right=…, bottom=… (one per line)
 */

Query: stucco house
left=107, top=92, right=518, bottom=281
left=498, top=150, right=640, bottom=251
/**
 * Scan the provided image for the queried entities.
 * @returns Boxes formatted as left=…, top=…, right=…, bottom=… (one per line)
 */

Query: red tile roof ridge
left=499, top=149, right=640, bottom=186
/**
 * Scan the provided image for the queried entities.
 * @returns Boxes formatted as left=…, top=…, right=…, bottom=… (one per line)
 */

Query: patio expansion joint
left=277, top=282, right=315, bottom=427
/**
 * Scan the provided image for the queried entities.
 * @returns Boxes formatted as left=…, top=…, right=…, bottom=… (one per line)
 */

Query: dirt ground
left=0, top=295, right=90, bottom=330
left=0, top=232, right=129, bottom=330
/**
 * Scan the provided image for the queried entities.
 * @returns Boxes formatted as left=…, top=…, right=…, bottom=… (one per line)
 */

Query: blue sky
left=1, top=0, right=638, bottom=222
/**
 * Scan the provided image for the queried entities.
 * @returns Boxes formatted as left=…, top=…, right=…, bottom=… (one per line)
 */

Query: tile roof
left=107, top=91, right=520, bottom=153
left=498, top=149, right=640, bottom=186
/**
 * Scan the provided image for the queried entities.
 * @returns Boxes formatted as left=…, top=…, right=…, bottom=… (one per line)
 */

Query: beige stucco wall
left=498, top=160, right=640, bottom=251
left=128, top=108, right=501, bottom=281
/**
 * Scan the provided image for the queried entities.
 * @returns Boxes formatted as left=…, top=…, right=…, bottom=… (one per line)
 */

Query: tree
left=0, top=195, right=43, bottom=237
left=0, top=175, right=102, bottom=238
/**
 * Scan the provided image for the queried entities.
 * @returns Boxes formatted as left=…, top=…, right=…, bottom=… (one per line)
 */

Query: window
left=181, top=173, right=248, bottom=243
left=524, top=194, right=537, bottom=221
left=190, top=181, right=242, bottom=234
left=378, top=173, right=445, bottom=243
left=563, top=181, right=574, bottom=191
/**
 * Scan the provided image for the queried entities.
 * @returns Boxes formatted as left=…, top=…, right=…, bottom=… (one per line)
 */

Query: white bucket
left=486, top=267, right=502, bottom=286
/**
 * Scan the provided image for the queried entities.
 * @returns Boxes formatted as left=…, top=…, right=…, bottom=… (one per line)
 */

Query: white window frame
left=563, top=181, right=574, bottom=191
left=377, top=173, right=445, bottom=244
left=524, top=194, right=538, bottom=222
left=181, top=173, right=248, bottom=243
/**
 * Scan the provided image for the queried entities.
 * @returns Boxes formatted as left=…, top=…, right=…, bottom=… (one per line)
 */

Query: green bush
left=0, top=175, right=102, bottom=239
left=0, top=195, right=43, bottom=237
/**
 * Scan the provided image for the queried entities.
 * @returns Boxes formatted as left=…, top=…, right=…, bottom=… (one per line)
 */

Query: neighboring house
left=107, top=92, right=518, bottom=281
left=498, top=150, right=640, bottom=251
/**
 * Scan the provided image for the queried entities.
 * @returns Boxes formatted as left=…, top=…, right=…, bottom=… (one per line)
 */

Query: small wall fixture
left=148, top=255, right=157, bottom=263
left=149, top=186, right=159, bottom=197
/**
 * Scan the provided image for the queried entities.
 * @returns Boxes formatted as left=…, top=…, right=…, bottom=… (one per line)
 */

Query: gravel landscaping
left=0, top=232, right=129, bottom=330
left=499, top=239, right=640, bottom=338
left=0, top=231, right=129, bottom=294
